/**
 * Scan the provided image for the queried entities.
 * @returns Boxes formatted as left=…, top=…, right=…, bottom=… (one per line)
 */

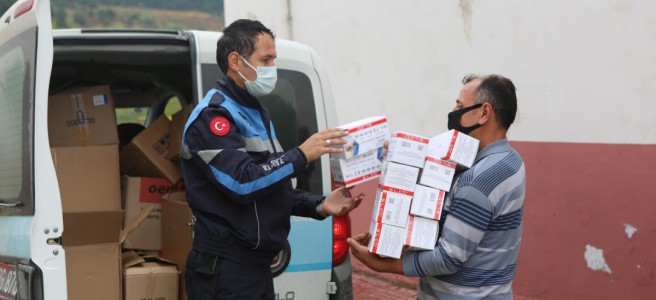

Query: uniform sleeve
left=184, top=106, right=307, bottom=205
left=291, top=189, right=326, bottom=220
left=401, top=185, right=493, bottom=277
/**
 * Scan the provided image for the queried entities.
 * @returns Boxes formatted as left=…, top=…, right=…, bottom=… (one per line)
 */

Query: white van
left=0, top=0, right=353, bottom=299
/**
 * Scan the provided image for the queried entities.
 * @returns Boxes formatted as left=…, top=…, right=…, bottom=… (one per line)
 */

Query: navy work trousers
left=185, top=250, right=274, bottom=300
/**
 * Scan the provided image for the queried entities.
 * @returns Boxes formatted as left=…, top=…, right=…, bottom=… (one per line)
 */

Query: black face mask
left=447, top=103, right=483, bottom=134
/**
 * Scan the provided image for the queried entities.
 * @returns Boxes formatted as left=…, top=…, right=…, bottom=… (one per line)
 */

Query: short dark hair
left=462, top=74, right=517, bottom=129
left=216, top=19, right=275, bottom=74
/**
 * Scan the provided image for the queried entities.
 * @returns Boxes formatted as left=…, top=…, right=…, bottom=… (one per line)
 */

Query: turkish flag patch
left=210, top=116, right=231, bottom=136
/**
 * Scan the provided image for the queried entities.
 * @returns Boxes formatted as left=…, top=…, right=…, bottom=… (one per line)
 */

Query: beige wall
left=226, top=0, right=656, bottom=144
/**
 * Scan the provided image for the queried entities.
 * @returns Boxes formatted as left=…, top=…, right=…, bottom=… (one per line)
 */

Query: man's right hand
left=298, top=128, right=348, bottom=163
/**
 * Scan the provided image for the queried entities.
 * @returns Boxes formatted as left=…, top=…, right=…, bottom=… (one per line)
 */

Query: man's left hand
left=322, top=186, right=364, bottom=217
left=347, top=232, right=405, bottom=274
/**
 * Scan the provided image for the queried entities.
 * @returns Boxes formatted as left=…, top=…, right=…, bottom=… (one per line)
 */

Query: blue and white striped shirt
left=402, top=139, right=526, bottom=300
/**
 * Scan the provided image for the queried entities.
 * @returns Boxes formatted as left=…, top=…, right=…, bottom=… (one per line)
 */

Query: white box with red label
left=404, top=215, right=440, bottom=251
left=410, top=185, right=446, bottom=220
left=426, top=129, right=479, bottom=169
left=330, top=116, right=390, bottom=160
left=371, top=185, right=413, bottom=228
left=386, top=131, right=430, bottom=168
left=367, top=220, right=405, bottom=259
left=330, top=148, right=383, bottom=187
left=379, top=161, right=419, bottom=193
left=419, top=157, right=456, bottom=192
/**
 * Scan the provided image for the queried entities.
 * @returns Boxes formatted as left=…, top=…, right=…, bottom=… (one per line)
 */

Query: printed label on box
left=330, top=148, right=383, bottom=187
left=92, top=94, right=107, bottom=106
left=419, top=157, right=456, bottom=191
left=410, top=185, right=446, bottom=220
left=427, top=130, right=479, bottom=169
left=405, top=215, right=439, bottom=251
left=368, top=221, right=405, bottom=259
left=380, top=161, right=419, bottom=192
left=372, top=187, right=412, bottom=228
left=386, top=132, right=429, bottom=168
left=330, top=116, right=389, bottom=160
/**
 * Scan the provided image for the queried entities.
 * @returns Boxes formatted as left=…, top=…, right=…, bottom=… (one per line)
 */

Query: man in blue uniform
left=180, top=19, right=364, bottom=299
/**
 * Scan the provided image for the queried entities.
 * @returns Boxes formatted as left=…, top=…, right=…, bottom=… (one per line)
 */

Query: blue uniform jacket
left=180, top=77, right=326, bottom=267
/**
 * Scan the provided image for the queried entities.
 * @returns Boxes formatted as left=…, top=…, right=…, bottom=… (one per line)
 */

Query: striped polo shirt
left=402, top=139, right=526, bottom=300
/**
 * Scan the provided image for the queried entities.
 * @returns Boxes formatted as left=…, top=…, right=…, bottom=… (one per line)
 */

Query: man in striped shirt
left=348, top=74, right=526, bottom=299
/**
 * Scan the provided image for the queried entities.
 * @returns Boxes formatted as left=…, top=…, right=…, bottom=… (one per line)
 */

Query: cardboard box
left=386, top=131, right=429, bottom=168
left=62, top=207, right=153, bottom=300
left=371, top=186, right=413, bottom=228
left=330, top=116, right=389, bottom=160
left=120, top=115, right=182, bottom=183
left=404, top=215, right=439, bottom=251
left=330, top=148, right=383, bottom=187
left=367, top=220, right=405, bottom=259
left=426, top=129, right=479, bottom=169
left=51, top=145, right=121, bottom=212
left=123, top=251, right=179, bottom=300
left=419, top=157, right=456, bottom=191
left=48, top=85, right=119, bottom=147
left=65, top=243, right=122, bottom=300
left=162, top=191, right=193, bottom=300
left=122, top=176, right=185, bottom=250
left=63, top=210, right=123, bottom=300
left=410, top=185, right=446, bottom=220
left=168, top=104, right=194, bottom=162
left=379, top=161, right=419, bottom=193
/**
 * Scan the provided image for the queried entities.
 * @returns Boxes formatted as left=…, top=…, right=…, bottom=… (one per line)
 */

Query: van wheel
left=271, top=240, right=291, bottom=277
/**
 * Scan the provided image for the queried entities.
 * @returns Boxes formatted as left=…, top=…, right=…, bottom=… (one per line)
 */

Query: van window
left=116, top=106, right=150, bottom=125
left=0, top=28, right=36, bottom=215
left=200, top=65, right=322, bottom=194
left=164, top=96, right=182, bottom=120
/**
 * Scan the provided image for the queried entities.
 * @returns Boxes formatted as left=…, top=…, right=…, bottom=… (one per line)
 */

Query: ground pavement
left=351, top=257, right=418, bottom=299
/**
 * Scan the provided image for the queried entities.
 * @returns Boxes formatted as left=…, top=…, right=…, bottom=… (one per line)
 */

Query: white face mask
left=237, top=55, right=277, bottom=97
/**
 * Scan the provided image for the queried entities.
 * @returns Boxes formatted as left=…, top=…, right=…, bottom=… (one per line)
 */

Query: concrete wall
left=226, top=1, right=656, bottom=298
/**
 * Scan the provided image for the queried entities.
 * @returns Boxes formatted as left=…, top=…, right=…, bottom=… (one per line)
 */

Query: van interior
left=49, top=32, right=195, bottom=128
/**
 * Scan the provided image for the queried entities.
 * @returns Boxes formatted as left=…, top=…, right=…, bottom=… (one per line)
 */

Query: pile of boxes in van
left=48, top=85, right=194, bottom=300
left=328, top=116, right=479, bottom=259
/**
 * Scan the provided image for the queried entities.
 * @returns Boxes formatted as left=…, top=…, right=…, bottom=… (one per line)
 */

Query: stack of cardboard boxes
left=49, top=85, right=125, bottom=300
left=49, top=85, right=194, bottom=300
left=364, top=129, right=479, bottom=259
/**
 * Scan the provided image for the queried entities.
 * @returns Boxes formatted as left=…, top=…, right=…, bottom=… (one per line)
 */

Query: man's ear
left=479, top=102, right=494, bottom=125
left=227, top=51, right=242, bottom=73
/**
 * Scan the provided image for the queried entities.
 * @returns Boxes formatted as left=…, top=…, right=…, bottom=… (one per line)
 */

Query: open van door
left=0, top=0, right=65, bottom=299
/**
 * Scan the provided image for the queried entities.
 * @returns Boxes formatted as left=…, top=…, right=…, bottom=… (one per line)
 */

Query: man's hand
left=322, top=186, right=364, bottom=217
left=298, top=128, right=348, bottom=163
left=347, top=232, right=405, bottom=274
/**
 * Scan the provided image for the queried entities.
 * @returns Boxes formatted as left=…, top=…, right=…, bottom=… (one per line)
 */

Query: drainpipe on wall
left=286, top=0, right=294, bottom=40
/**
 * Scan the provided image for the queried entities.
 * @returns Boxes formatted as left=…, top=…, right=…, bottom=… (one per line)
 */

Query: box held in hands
left=368, top=220, right=405, bottom=259
left=379, top=161, right=419, bottom=193
left=330, top=148, right=384, bottom=187
left=426, top=129, right=479, bottom=169
left=410, top=185, right=446, bottom=220
left=419, top=157, right=456, bottom=192
left=330, top=116, right=389, bottom=160
left=386, top=131, right=429, bottom=168
left=371, top=186, right=413, bottom=228
left=404, top=215, right=439, bottom=251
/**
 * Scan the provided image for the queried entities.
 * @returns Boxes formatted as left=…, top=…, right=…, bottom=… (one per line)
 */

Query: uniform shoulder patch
left=210, top=116, right=231, bottom=136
